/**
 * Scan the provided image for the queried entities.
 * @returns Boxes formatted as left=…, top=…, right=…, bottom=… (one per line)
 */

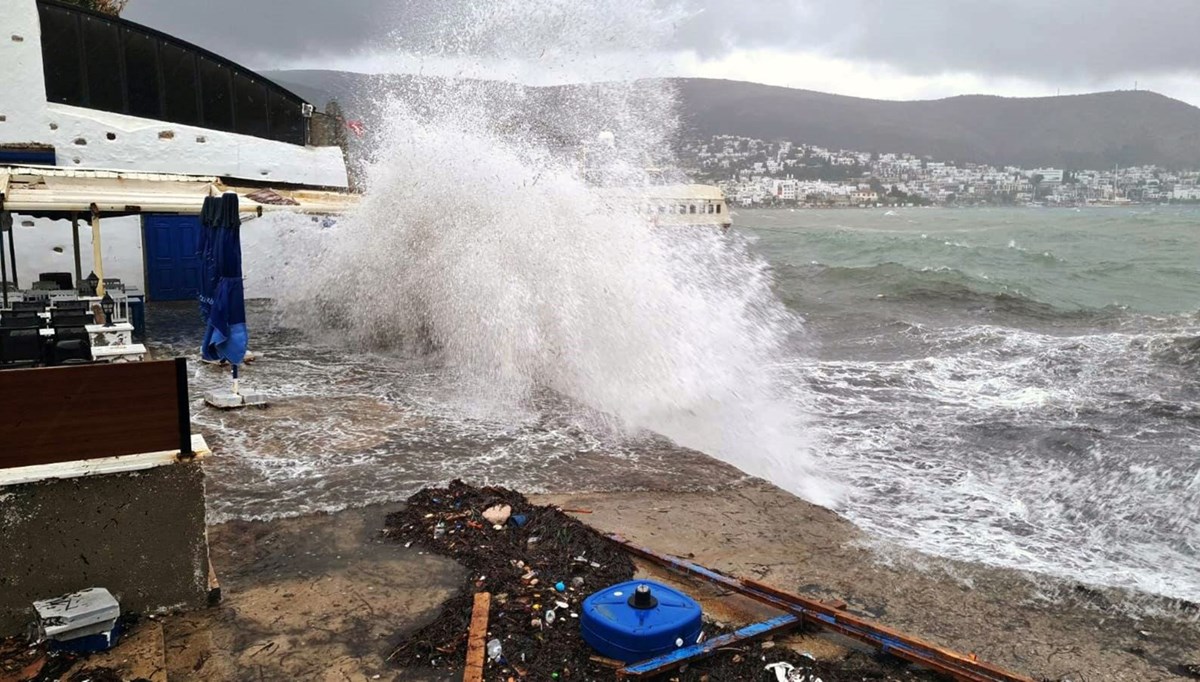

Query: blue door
left=143, top=214, right=202, bottom=301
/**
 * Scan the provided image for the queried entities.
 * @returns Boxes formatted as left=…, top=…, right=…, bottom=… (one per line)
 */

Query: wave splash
left=275, top=0, right=837, bottom=505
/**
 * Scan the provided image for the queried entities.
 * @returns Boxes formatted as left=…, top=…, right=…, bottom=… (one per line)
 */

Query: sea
left=157, top=205, right=1200, bottom=607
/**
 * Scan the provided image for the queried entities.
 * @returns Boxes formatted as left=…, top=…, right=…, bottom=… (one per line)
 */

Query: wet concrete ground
left=52, top=477, right=1200, bottom=682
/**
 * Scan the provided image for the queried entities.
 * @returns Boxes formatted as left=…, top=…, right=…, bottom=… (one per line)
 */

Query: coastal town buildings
left=681, top=135, right=1200, bottom=207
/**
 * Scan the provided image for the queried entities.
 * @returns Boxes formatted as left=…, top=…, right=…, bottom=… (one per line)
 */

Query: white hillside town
left=682, top=135, right=1200, bottom=207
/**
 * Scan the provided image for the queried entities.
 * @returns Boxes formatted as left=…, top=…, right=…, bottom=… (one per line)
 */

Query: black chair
left=49, top=311, right=94, bottom=328
left=38, top=272, right=74, bottom=291
left=50, top=326, right=92, bottom=365
left=0, top=311, right=45, bottom=329
left=11, top=301, right=47, bottom=312
left=0, top=328, right=45, bottom=369
left=52, top=299, right=91, bottom=312
left=103, top=278, right=124, bottom=292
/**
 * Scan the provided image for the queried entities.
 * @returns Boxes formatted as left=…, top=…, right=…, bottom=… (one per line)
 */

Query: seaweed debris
left=383, top=481, right=945, bottom=681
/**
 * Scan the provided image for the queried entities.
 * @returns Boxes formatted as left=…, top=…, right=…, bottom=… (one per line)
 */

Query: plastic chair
left=0, top=328, right=44, bottom=368
left=50, top=326, right=92, bottom=365
left=52, top=299, right=91, bottom=312
left=1, top=311, right=45, bottom=329
left=11, top=300, right=47, bottom=312
left=38, top=273, right=75, bottom=290
left=49, top=312, right=94, bottom=328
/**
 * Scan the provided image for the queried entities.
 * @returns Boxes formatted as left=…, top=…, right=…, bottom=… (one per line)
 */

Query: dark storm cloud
left=674, top=0, right=1200, bottom=80
left=122, top=0, right=443, bottom=66
left=125, top=0, right=1200, bottom=81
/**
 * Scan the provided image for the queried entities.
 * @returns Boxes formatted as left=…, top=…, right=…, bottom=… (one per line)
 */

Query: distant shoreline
left=731, top=202, right=1198, bottom=211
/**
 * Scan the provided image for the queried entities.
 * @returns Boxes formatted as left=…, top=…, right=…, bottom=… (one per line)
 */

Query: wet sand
left=57, top=474, right=1199, bottom=681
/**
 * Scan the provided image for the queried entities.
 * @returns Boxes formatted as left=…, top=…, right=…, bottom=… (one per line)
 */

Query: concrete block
left=0, top=462, right=211, bottom=636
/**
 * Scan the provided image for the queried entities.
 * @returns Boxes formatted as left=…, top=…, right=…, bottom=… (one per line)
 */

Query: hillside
left=265, top=70, right=1200, bottom=169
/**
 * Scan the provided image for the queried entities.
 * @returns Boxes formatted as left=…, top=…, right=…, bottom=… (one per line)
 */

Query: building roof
left=0, top=165, right=358, bottom=217
left=38, top=0, right=312, bottom=108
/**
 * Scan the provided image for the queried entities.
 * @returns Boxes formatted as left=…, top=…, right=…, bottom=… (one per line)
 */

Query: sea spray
left=274, top=0, right=838, bottom=505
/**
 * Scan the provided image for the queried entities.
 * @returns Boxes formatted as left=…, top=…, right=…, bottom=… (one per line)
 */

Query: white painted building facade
left=1, top=0, right=350, bottom=298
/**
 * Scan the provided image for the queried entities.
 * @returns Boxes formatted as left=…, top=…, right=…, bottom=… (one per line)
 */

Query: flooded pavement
left=147, top=302, right=747, bottom=523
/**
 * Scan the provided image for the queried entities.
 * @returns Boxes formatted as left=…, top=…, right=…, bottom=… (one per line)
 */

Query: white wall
left=8, top=211, right=321, bottom=299
left=0, top=0, right=349, bottom=189
left=8, top=215, right=143, bottom=291
left=0, top=0, right=352, bottom=297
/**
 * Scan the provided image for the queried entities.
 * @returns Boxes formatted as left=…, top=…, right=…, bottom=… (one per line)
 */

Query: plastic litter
left=486, top=638, right=502, bottom=662
left=555, top=581, right=566, bottom=592
left=765, top=661, right=822, bottom=682
left=509, top=513, right=528, bottom=527
left=482, top=504, right=512, bottom=526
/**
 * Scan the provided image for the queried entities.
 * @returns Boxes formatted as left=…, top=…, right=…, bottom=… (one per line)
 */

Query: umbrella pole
left=6, top=218, right=16, bottom=290
left=0, top=214, right=8, bottom=309
left=90, top=206, right=105, bottom=297
left=71, top=212, right=83, bottom=289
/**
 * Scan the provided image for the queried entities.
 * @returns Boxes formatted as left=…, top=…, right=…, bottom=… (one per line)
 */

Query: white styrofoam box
left=32, top=587, right=120, bottom=640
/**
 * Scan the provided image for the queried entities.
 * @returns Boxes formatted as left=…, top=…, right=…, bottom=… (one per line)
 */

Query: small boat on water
left=580, top=134, right=732, bottom=230
left=596, top=182, right=732, bottom=230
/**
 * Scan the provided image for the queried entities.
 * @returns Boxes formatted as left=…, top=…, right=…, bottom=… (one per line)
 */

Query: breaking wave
left=274, top=1, right=835, bottom=504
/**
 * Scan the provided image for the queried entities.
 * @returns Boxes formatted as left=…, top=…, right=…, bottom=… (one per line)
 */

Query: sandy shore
left=49, top=476, right=1199, bottom=682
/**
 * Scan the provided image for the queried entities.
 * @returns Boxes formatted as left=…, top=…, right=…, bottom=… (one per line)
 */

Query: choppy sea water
left=748, top=207, right=1200, bottom=603
left=157, top=206, right=1200, bottom=605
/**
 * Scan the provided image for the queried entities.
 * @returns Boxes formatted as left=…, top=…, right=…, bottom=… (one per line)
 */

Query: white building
left=1, top=0, right=350, bottom=299
left=1028, top=169, right=1065, bottom=184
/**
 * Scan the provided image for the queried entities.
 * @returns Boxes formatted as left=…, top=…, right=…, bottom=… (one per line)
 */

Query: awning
left=0, top=165, right=358, bottom=218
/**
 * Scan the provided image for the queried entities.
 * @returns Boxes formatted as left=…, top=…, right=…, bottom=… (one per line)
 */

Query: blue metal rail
left=607, top=533, right=1035, bottom=682
left=619, top=614, right=801, bottom=678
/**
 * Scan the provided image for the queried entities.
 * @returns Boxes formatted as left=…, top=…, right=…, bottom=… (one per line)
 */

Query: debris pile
left=383, top=482, right=945, bottom=681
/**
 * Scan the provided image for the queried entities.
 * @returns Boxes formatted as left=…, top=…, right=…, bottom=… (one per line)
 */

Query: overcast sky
left=124, top=0, right=1200, bottom=106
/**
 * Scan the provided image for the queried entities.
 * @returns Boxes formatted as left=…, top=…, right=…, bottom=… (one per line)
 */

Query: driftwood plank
left=463, top=592, right=491, bottom=682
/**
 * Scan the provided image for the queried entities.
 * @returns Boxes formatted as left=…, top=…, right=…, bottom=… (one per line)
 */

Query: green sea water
left=738, top=206, right=1200, bottom=602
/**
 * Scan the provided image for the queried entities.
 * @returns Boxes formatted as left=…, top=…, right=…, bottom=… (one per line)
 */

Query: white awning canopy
left=0, top=165, right=358, bottom=217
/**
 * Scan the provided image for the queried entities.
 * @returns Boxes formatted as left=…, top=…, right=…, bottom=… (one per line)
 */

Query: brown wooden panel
left=0, top=360, right=182, bottom=469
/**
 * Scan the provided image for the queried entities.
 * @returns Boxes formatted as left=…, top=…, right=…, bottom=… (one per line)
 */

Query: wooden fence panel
left=0, top=359, right=188, bottom=470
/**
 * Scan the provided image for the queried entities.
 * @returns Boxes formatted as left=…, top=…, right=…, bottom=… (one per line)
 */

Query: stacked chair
left=0, top=299, right=96, bottom=369
left=0, top=328, right=44, bottom=369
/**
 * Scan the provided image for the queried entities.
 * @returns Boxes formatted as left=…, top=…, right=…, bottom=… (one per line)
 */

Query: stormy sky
left=124, top=0, right=1200, bottom=106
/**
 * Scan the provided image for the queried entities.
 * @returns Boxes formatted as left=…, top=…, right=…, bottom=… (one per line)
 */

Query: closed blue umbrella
left=201, top=193, right=249, bottom=388
left=198, top=196, right=222, bottom=362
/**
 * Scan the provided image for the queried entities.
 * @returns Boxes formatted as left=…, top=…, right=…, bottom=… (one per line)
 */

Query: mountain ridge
left=264, top=70, right=1200, bottom=169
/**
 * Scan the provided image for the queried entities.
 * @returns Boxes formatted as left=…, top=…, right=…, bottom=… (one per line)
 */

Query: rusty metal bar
left=619, top=614, right=800, bottom=678
left=607, top=534, right=1035, bottom=682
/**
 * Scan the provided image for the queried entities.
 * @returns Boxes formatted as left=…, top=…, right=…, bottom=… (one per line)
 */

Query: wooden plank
left=0, top=361, right=183, bottom=469
left=463, top=592, right=491, bottom=682
left=619, top=614, right=801, bottom=678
